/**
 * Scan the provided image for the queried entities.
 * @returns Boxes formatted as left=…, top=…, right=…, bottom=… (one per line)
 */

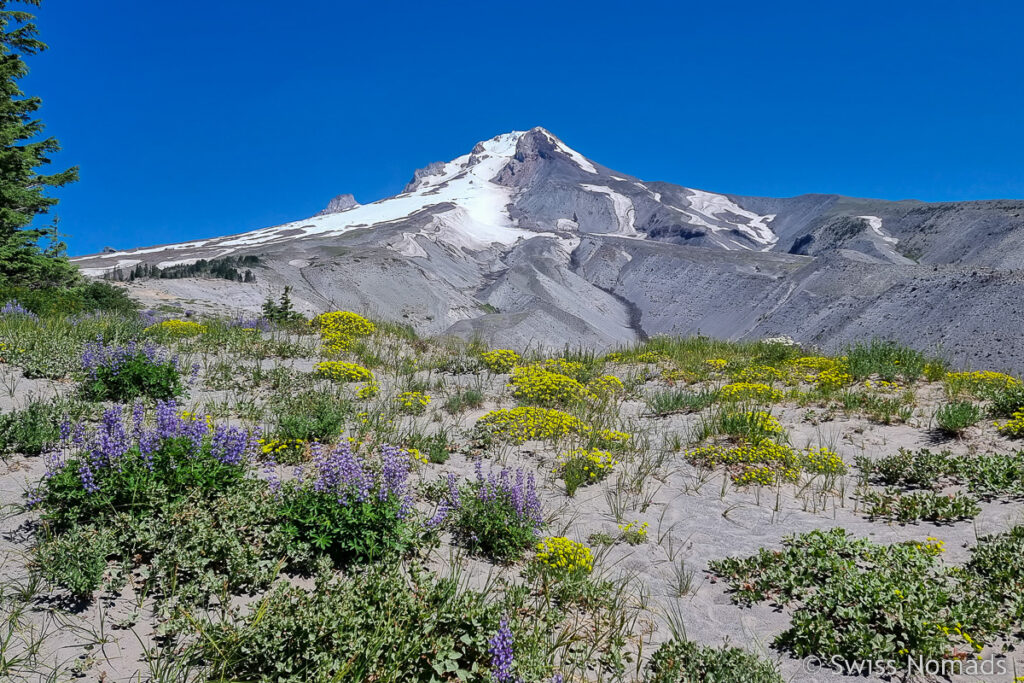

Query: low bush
left=708, top=528, right=1024, bottom=672
left=429, top=464, right=544, bottom=562
left=404, top=430, right=452, bottom=464
left=645, top=388, right=718, bottom=415
left=995, top=410, right=1024, bottom=437
left=0, top=398, right=88, bottom=456
left=278, top=443, right=415, bottom=565
left=845, top=339, right=926, bottom=383
left=715, top=409, right=786, bottom=444
left=646, top=638, right=783, bottom=683
left=533, top=536, right=594, bottom=580
left=444, top=386, right=485, bottom=413
left=509, top=365, right=590, bottom=407
left=556, top=448, right=617, bottom=496
left=194, top=563, right=556, bottom=683
left=272, top=389, right=353, bottom=443
left=79, top=340, right=185, bottom=401
left=934, top=401, right=983, bottom=435
left=480, top=349, right=520, bottom=373
left=858, top=447, right=1024, bottom=499
left=718, top=382, right=783, bottom=403
left=30, top=402, right=274, bottom=600
left=313, top=360, right=374, bottom=383
left=860, top=488, right=981, bottom=524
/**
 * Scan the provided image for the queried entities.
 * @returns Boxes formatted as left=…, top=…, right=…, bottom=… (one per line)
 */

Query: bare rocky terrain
left=69, top=127, right=1024, bottom=373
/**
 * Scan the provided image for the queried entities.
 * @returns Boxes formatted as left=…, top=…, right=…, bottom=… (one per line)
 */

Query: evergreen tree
left=0, top=0, right=78, bottom=287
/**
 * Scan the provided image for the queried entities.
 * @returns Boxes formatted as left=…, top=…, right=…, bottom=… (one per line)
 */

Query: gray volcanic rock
left=316, top=193, right=359, bottom=215
left=402, top=161, right=448, bottom=193
left=72, top=127, right=1024, bottom=372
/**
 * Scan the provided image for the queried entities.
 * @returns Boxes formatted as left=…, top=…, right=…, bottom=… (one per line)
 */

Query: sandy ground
left=2, top=356, right=1024, bottom=682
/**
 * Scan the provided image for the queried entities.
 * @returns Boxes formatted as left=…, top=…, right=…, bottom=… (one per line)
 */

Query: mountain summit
left=72, top=128, right=1024, bottom=371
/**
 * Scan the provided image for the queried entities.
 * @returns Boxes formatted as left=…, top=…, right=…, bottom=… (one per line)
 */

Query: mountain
left=72, top=127, right=1024, bottom=371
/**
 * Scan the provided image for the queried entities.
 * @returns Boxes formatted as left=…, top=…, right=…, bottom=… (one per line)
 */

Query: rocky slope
left=71, top=128, right=1024, bottom=371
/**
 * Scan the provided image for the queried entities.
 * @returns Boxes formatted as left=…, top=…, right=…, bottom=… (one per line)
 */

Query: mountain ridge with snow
left=72, top=127, right=1024, bottom=372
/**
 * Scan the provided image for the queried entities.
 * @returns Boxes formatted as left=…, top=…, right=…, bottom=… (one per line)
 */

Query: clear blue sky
left=23, top=0, right=1024, bottom=255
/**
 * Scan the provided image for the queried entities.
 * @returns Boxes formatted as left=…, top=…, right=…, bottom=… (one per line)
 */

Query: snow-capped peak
left=403, top=131, right=527, bottom=193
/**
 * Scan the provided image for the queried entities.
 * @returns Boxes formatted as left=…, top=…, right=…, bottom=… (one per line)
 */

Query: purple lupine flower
left=80, top=339, right=178, bottom=380
left=309, top=440, right=371, bottom=503
left=43, top=447, right=65, bottom=480
left=0, top=300, right=38, bottom=319
left=488, top=616, right=516, bottom=683
left=229, top=315, right=271, bottom=331
left=426, top=473, right=461, bottom=528
left=131, top=401, right=146, bottom=437
left=139, top=309, right=166, bottom=326
left=25, top=487, right=44, bottom=508
left=154, top=400, right=179, bottom=439
left=58, top=417, right=72, bottom=443
left=78, top=461, right=100, bottom=494
left=91, top=406, right=131, bottom=470
left=473, top=465, right=544, bottom=534
left=263, top=457, right=281, bottom=495
left=51, top=401, right=255, bottom=498
left=210, top=425, right=248, bottom=466
left=307, top=441, right=414, bottom=516
left=139, top=430, right=159, bottom=471
left=379, top=444, right=413, bottom=517
left=549, top=675, right=564, bottom=683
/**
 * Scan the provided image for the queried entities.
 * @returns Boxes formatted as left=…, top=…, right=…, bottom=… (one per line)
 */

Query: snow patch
left=156, top=258, right=201, bottom=269
left=390, top=233, right=428, bottom=258
left=76, top=258, right=142, bottom=277
left=858, top=215, right=898, bottom=245
left=682, top=189, right=778, bottom=249
left=581, top=184, right=640, bottom=237
left=634, top=182, right=661, bottom=202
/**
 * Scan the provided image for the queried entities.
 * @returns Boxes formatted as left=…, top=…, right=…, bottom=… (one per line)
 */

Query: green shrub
left=31, top=407, right=288, bottom=603
left=0, top=281, right=137, bottom=316
left=987, top=384, right=1024, bottom=418
left=646, top=638, right=783, bottom=683
left=860, top=488, right=981, bottom=524
left=277, top=443, right=415, bottom=566
left=272, top=389, right=353, bottom=442
left=645, top=388, right=718, bottom=415
left=845, top=339, right=926, bottom=383
left=35, top=525, right=114, bottom=598
left=404, top=430, right=452, bottom=465
left=858, top=448, right=1024, bottom=500
left=79, top=342, right=185, bottom=402
left=934, top=401, right=982, bottom=435
left=441, top=467, right=544, bottom=563
left=195, top=565, right=531, bottom=683
left=708, top=528, right=1019, bottom=670
left=444, top=387, right=485, bottom=413
left=0, top=398, right=84, bottom=456
left=557, top=448, right=617, bottom=496
left=715, top=409, right=785, bottom=445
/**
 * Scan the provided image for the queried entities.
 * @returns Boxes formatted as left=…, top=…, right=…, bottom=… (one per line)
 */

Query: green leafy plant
left=708, top=528, right=1022, bottom=672
left=845, top=339, right=926, bottom=383
left=645, top=388, right=718, bottom=416
left=272, top=389, right=353, bottom=443
left=79, top=342, right=185, bottom=402
left=859, top=488, right=981, bottom=524
left=934, top=401, right=983, bottom=435
left=647, top=638, right=783, bottom=683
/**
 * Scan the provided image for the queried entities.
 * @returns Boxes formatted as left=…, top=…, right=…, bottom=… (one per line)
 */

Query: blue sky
left=23, top=0, right=1024, bottom=255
